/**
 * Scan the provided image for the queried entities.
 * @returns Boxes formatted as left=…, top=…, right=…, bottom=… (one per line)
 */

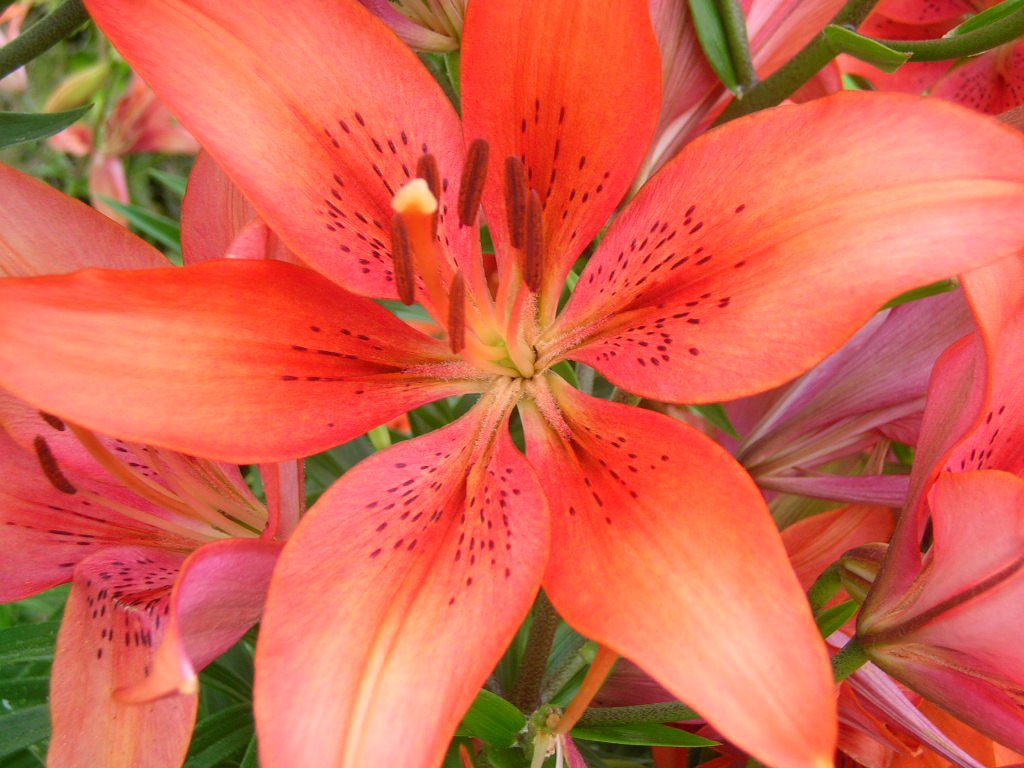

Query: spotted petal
left=549, top=93, right=1024, bottom=403
left=521, top=378, right=835, bottom=768
left=255, top=399, right=549, bottom=768
left=0, top=260, right=481, bottom=463
left=83, top=0, right=472, bottom=299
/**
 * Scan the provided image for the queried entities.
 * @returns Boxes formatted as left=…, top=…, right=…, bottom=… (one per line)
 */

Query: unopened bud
left=838, top=543, right=889, bottom=604
left=44, top=62, right=110, bottom=112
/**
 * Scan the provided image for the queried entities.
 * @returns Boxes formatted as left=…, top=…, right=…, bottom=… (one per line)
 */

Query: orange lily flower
left=2, top=1, right=1024, bottom=766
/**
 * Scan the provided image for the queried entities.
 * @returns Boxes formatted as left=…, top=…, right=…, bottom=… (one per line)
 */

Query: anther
left=504, top=156, right=528, bottom=249
left=448, top=271, right=466, bottom=354
left=524, top=189, right=544, bottom=293
left=416, top=153, right=441, bottom=201
left=389, top=216, right=416, bottom=305
left=39, top=411, right=66, bottom=431
left=458, top=139, right=490, bottom=227
left=33, top=435, right=77, bottom=494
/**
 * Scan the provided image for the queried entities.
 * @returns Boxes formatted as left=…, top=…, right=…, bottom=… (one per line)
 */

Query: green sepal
left=0, top=105, right=91, bottom=149
left=824, top=25, right=912, bottom=72
left=688, top=0, right=741, bottom=92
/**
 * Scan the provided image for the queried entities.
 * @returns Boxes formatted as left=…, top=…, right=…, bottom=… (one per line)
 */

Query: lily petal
left=0, top=162, right=165, bottom=276
left=461, top=0, right=661, bottom=309
left=49, top=547, right=196, bottom=768
left=118, top=537, right=281, bottom=703
left=255, top=400, right=549, bottom=768
left=551, top=93, right=1024, bottom=403
left=83, top=0, right=470, bottom=298
left=0, top=260, right=480, bottom=463
left=521, top=378, right=835, bottom=768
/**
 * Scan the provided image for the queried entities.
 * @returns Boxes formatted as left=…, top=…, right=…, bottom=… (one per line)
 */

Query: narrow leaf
left=0, top=623, right=59, bottom=665
left=824, top=26, right=912, bottom=72
left=101, top=199, right=182, bottom=257
left=571, top=722, right=719, bottom=747
left=148, top=168, right=189, bottom=198
left=687, top=403, right=740, bottom=439
left=455, top=689, right=526, bottom=748
left=816, top=600, right=860, bottom=638
left=0, top=106, right=90, bottom=149
left=0, top=705, right=50, bottom=757
left=948, top=0, right=1024, bottom=36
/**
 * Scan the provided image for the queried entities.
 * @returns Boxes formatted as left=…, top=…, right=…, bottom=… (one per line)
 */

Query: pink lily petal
left=255, top=399, right=549, bottom=767
left=49, top=547, right=196, bottom=768
left=357, top=0, right=460, bottom=51
left=0, top=260, right=482, bottom=463
left=88, top=153, right=131, bottom=222
left=551, top=93, right=1024, bottom=404
left=764, top=474, right=911, bottom=507
left=522, top=377, right=835, bottom=768
left=930, top=45, right=1024, bottom=115
left=118, top=537, right=281, bottom=703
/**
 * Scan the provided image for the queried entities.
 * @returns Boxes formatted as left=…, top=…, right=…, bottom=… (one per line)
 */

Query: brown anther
left=38, top=411, right=66, bottom=431
left=416, top=153, right=441, bottom=200
left=447, top=271, right=466, bottom=354
left=524, top=189, right=544, bottom=293
left=33, top=435, right=76, bottom=494
left=503, top=156, right=528, bottom=249
left=458, top=139, right=490, bottom=227
left=389, top=216, right=416, bottom=305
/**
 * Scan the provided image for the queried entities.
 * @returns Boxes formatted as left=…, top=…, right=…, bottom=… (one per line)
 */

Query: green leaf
left=148, top=168, right=189, bottom=198
left=0, top=106, right=91, bottom=150
left=948, top=0, right=1024, bottom=36
left=239, top=735, right=260, bottom=768
left=571, top=722, right=719, bottom=748
left=824, top=25, right=912, bottom=72
left=184, top=702, right=254, bottom=768
left=0, top=677, right=50, bottom=703
left=892, top=442, right=915, bottom=466
left=687, top=403, right=740, bottom=439
left=455, top=690, right=526, bottom=748
left=101, top=199, right=182, bottom=261
left=816, top=600, right=860, bottom=638
left=0, top=705, right=51, bottom=757
left=0, top=623, right=59, bottom=666
left=688, top=0, right=739, bottom=92
left=882, top=279, right=957, bottom=309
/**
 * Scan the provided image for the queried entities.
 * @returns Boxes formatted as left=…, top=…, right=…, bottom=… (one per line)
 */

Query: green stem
left=0, top=0, right=90, bottom=81
left=717, top=0, right=881, bottom=122
left=511, top=591, right=561, bottom=712
left=832, top=635, right=870, bottom=683
left=719, top=0, right=758, bottom=92
left=876, top=8, right=1024, bottom=61
left=576, top=701, right=699, bottom=727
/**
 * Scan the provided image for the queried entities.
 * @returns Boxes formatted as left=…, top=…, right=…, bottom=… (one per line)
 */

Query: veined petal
left=255, top=397, right=548, bottom=768
left=549, top=93, right=1024, bottom=403
left=0, top=260, right=482, bottom=463
left=0, top=162, right=165, bottom=276
left=118, top=538, right=281, bottom=703
left=783, top=506, right=894, bottom=590
left=930, top=46, right=1024, bottom=116
left=49, top=547, right=197, bottom=768
left=874, top=0, right=976, bottom=25
left=521, top=378, right=835, bottom=768
left=83, top=0, right=471, bottom=298
left=461, top=0, right=661, bottom=309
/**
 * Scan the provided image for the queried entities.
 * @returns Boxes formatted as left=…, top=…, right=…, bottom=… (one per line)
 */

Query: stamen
left=458, top=139, right=489, bottom=227
left=416, top=153, right=441, bottom=200
left=33, top=435, right=76, bottom=494
left=389, top=216, right=416, bottom=305
left=38, top=411, right=66, bottom=431
left=524, top=189, right=544, bottom=293
left=504, top=156, right=528, bottom=249
left=448, top=271, right=466, bottom=354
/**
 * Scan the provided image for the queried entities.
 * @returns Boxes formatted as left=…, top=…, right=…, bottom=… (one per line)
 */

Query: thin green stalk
left=832, top=635, right=870, bottom=682
left=0, top=0, right=90, bottom=80
left=717, top=0, right=881, bottom=122
left=576, top=701, right=699, bottom=727
left=876, top=8, right=1024, bottom=61
left=511, top=591, right=561, bottom=712
left=719, top=0, right=758, bottom=92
